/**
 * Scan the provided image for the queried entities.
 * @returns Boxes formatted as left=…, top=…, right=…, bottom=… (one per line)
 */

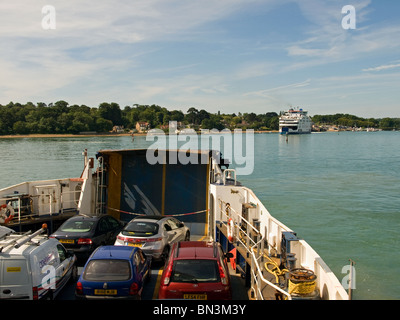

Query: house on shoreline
left=135, top=122, right=150, bottom=133
left=112, top=125, right=124, bottom=133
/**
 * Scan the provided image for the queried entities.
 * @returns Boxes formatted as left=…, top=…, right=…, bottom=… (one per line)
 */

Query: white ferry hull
left=279, top=107, right=312, bottom=135
left=279, top=128, right=311, bottom=134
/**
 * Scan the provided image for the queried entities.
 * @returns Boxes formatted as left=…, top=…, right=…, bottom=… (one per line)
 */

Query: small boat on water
left=279, top=108, right=312, bottom=134
left=0, top=148, right=349, bottom=300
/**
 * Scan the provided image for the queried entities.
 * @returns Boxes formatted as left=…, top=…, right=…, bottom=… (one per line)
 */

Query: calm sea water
left=0, top=131, right=399, bottom=300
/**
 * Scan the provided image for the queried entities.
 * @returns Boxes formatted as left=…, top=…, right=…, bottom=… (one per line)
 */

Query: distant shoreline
left=0, top=130, right=280, bottom=139
left=0, top=133, right=134, bottom=139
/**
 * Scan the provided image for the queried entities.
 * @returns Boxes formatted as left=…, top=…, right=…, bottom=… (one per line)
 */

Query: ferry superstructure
left=0, top=148, right=349, bottom=300
left=279, top=108, right=312, bottom=134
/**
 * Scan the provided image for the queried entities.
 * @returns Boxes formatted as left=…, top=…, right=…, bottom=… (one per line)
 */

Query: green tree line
left=0, top=101, right=280, bottom=135
left=312, top=113, right=400, bottom=130
left=0, top=101, right=398, bottom=135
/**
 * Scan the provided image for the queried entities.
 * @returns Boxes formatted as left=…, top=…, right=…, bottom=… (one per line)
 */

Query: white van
left=0, top=224, right=77, bottom=300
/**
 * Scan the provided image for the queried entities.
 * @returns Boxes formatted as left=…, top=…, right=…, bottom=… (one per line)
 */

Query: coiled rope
left=288, top=268, right=317, bottom=295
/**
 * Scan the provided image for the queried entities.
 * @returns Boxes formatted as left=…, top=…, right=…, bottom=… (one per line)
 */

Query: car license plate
left=183, top=294, right=207, bottom=300
left=127, top=243, right=143, bottom=247
left=59, top=239, right=74, bottom=244
left=94, top=289, right=117, bottom=295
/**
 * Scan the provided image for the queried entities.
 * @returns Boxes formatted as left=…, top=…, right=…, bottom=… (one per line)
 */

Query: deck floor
left=215, top=223, right=286, bottom=300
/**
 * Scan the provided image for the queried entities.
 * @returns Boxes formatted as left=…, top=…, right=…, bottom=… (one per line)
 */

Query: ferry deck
left=1, top=149, right=349, bottom=300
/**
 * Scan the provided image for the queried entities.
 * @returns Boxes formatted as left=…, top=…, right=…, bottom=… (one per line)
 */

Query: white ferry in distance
left=279, top=108, right=312, bottom=134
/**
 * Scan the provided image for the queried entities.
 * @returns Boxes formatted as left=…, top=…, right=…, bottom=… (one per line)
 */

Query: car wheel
left=44, top=290, right=53, bottom=300
left=184, top=231, right=190, bottom=241
left=161, top=246, right=170, bottom=262
left=69, top=265, right=78, bottom=283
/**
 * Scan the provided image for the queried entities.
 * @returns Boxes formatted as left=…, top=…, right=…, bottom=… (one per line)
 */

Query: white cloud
left=362, top=63, right=400, bottom=72
left=0, top=0, right=399, bottom=118
left=0, top=0, right=271, bottom=44
left=282, top=0, right=399, bottom=66
left=244, top=79, right=311, bottom=97
left=0, top=0, right=274, bottom=104
left=233, top=62, right=274, bottom=80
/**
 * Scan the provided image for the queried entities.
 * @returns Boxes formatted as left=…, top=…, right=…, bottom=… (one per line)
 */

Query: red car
left=158, top=241, right=233, bottom=300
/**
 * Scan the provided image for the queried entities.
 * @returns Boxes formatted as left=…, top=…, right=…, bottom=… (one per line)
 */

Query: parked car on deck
left=114, top=215, right=190, bottom=262
left=50, top=214, right=125, bottom=259
left=158, top=241, right=233, bottom=300
left=75, top=245, right=151, bottom=300
left=0, top=224, right=77, bottom=300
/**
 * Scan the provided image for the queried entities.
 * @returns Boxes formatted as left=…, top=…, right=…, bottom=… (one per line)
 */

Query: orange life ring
left=0, top=203, right=15, bottom=224
left=227, top=218, right=234, bottom=242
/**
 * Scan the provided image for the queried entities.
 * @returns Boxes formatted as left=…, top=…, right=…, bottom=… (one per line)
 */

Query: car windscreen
left=83, top=259, right=131, bottom=281
left=171, top=260, right=219, bottom=283
left=60, top=219, right=95, bottom=232
left=122, top=221, right=159, bottom=236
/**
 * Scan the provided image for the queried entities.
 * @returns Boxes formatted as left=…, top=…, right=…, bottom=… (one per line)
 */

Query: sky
left=0, top=0, right=399, bottom=118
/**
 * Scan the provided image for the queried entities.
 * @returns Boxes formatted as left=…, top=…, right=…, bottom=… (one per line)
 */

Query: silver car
left=114, top=215, right=190, bottom=261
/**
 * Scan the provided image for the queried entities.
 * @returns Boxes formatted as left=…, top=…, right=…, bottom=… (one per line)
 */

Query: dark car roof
left=51, top=214, right=104, bottom=236
left=90, top=245, right=138, bottom=260
left=67, top=214, right=103, bottom=221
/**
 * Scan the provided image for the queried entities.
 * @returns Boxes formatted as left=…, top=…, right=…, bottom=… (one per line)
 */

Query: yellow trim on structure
left=107, top=153, right=122, bottom=220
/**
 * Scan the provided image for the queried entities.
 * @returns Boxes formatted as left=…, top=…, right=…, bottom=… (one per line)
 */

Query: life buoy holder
left=227, top=218, right=234, bottom=242
left=0, top=203, right=15, bottom=224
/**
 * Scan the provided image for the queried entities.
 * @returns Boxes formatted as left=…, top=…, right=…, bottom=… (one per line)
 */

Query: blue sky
left=1, top=0, right=399, bottom=117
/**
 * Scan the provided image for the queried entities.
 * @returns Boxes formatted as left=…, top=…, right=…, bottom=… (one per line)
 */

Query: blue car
left=75, top=245, right=151, bottom=300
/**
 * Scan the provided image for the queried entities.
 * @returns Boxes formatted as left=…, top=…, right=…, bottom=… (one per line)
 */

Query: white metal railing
left=218, top=199, right=292, bottom=300
left=95, top=156, right=106, bottom=215
left=0, top=189, right=80, bottom=223
left=59, top=190, right=81, bottom=212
